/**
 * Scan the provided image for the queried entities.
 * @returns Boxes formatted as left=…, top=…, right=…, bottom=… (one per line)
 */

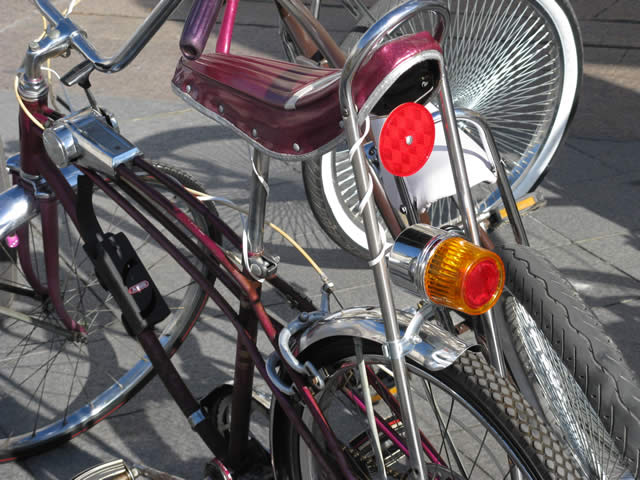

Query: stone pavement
left=0, top=0, right=638, bottom=478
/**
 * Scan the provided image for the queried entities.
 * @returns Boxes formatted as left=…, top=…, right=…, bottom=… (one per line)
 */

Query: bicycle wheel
left=493, top=244, right=640, bottom=477
left=272, top=339, right=581, bottom=479
left=0, top=162, right=216, bottom=459
left=301, top=0, right=583, bottom=258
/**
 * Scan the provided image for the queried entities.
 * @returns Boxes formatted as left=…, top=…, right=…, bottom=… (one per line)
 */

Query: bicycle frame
left=1, top=0, right=483, bottom=476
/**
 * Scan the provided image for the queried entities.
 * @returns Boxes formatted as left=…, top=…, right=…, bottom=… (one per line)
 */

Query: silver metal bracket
left=247, top=254, right=279, bottom=279
left=382, top=306, right=431, bottom=360
left=320, top=281, right=334, bottom=313
left=266, top=311, right=327, bottom=395
left=42, top=107, right=141, bottom=175
left=16, top=170, right=52, bottom=200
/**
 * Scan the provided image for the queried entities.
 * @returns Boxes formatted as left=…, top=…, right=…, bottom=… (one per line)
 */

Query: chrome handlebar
left=24, top=0, right=182, bottom=85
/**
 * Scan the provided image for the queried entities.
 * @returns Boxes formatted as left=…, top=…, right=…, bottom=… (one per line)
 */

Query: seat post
left=247, top=148, right=270, bottom=256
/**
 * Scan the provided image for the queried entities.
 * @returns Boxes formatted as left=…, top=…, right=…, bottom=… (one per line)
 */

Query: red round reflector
left=378, top=102, right=436, bottom=177
left=463, top=260, right=501, bottom=309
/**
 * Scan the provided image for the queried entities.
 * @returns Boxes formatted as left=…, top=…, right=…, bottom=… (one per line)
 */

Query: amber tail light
left=388, top=224, right=504, bottom=315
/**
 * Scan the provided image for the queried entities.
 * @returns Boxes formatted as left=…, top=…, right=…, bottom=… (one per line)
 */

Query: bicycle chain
left=343, top=445, right=407, bottom=479
left=344, top=444, right=463, bottom=479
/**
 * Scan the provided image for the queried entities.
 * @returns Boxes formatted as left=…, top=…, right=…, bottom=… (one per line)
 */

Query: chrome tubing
left=454, top=109, right=530, bottom=247
left=434, top=65, right=508, bottom=376
left=247, top=149, right=270, bottom=255
left=436, top=70, right=481, bottom=245
left=339, top=2, right=449, bottom=476
left=0, top=157, right=82, bottom=240
left=0, top=185, right=38, bottom=241
left=30, top=0, right=183, bottom=76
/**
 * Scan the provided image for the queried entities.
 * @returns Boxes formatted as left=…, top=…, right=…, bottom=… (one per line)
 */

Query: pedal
left=487, top=192, right=546, bottom=228
left=200, top=384, right=273, bottom=479
left=200, top=383, right=271, bottom=435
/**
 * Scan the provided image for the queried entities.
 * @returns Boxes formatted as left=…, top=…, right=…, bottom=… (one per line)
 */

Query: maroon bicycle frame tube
left=216, top=0, right=239, bottom=54
left=82, top=165, right=351, bottom=478
left=16, top=95, right=87, bottom=333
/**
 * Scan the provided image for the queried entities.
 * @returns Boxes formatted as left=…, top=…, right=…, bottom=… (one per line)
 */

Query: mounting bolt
left=29, top=40, right=40, bottom=51
left=218, top=104, right=224, bottom=113
left=405, top=135, right=413, bottom=145
left=252, top=128, right=258, bottom=137
left=49, top=28, right=60, bottom=39
left=185, top=84, right=192, bottom=94
left=250, top=262, right=263, bottom=277
left=292, top=143, right=300, bottom=152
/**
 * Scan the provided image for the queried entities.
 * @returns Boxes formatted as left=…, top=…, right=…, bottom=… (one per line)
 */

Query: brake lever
left=60, top=60, right=95, bottom=87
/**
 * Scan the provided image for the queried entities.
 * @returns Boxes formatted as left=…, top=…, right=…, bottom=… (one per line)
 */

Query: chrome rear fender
left=270, top=306, right=478, bottom=477
left=298, top=306, right=478, bottom=371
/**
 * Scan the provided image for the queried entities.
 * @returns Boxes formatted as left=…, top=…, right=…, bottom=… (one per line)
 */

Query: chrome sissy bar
left=339, top=1, right=450, bottom=476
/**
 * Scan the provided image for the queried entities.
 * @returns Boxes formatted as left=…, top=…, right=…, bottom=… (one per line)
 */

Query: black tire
left=302, top=151, right=369, bottom=258
left=0, top=163, right=217, bottom=460
left=272, top=338, right=581, bottom=479
left=494, top=244, right=640, bottom=476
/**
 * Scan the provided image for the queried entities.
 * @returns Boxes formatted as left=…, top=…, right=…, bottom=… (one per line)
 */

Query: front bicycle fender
left=298, top=306, right=479, bottom=371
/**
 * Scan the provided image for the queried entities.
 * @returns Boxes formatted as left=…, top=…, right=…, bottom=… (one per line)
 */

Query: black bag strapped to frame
left=76, top=174, right=170, bottom=336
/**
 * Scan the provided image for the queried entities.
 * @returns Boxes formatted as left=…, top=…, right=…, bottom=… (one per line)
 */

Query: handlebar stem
left=24, top=0, right=182, bottom=92
left=22, top=17, right=87, bottom=90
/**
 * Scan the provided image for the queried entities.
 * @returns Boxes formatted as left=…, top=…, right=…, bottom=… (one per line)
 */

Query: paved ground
left=0, top=0, right=639, bottom=478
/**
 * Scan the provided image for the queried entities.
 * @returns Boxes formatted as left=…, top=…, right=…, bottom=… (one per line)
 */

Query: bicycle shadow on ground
left=16, top=300, right=246, bottom=479
left=132, top=124, right=368, bottom=273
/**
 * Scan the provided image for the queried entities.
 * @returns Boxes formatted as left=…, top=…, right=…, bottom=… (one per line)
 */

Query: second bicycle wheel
left=0, top=163, right=215, bottom=459
left=493, top=244, right=640, bottom=477
left=301, top=0, right=583, bottom=257
left=272, top=339, right=581, bottom=478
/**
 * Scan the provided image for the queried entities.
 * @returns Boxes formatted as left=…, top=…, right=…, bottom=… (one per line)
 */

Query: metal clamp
left=42, top=107, right=141, bottom=174
left=382, top=305, right=432, bottom=360
left=319, top=281, right=334, bottom=313
left=266, top=310, right=328, bottom=395
left=279, top=312, right=326, bottom=387
left=16, top=171, right=52, bottom=200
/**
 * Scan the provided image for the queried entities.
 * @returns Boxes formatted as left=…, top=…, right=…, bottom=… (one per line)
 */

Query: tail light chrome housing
left=389, top=224, right=504, bottom=315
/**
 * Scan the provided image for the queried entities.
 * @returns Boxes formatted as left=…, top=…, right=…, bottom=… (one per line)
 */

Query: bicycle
left=0, top=0, right=632, bottom=478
